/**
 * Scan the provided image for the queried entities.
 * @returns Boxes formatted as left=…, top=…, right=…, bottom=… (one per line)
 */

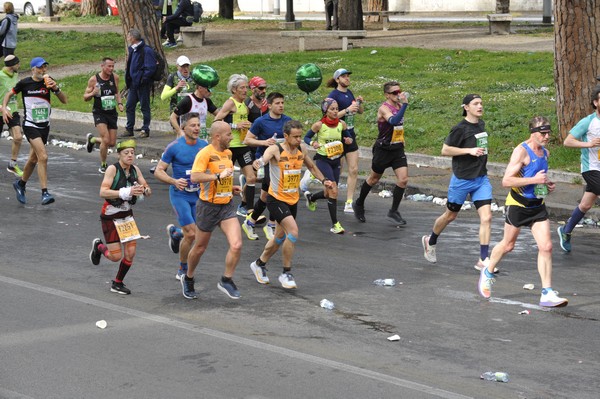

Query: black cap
left=462, top=94, right=481, bottom=116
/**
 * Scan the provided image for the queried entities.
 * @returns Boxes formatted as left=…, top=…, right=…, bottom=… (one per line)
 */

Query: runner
left=0, top=55, right=23, bottom=177
left=244, top=76, right=269, bottom=123
left=213, top=74, right=255, bottom=217
left=249, top=120, right=332, bottom=288
left=242, top=91, right=291, bottom=240
left=169, top=80, right=218, bottom=140
left=83, top=57, right=124, bottom=173
left=353, top=81, right=409, bottom=225
left=477, top=116, right=568, bottom=308
left=161, top=55, right=194, bottom=114
left=326, top=68, right=364, bottom=214
left=304, top=97, right=352, bottom=234
left=181, top=121, right=243, bottom=300
left=89, top=139, right=152, bottom=295
left=3, top=57, right=67, bottom=205
left=153, top=112, right=208, bottom=280
left=421, top=94, right=493, bottom=270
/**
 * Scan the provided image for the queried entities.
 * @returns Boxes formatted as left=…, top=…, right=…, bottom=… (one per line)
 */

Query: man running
left=154, top=112, right=208, bottom=280
left=161, top=55, right=194, bottom=114
left=180, top=121, right=243, bottom=300
left=84, top=57, right=124, bottom=173
left=0, top=55, right=23, bottom=177
left=249, top=120, right=332, bottom=289
left=244, top=76, right=269, bottom=123
left=3, top=57, right=67, bottom=205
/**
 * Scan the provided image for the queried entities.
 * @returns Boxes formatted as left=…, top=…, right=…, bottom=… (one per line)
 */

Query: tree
left=339, top=0, right=363, bottom=30
left=554, top=0, right=600, bottom=139
left=116, top=0, right=168, bottom=83
left=219, top=0, right=234, bottom=19
left=366, top=0, right=387, bottom=23
left=81, top=0, right=107, bottom=16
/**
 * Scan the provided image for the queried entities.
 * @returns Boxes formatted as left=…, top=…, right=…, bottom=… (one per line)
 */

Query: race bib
left=31, top=102, right=50, bottom=123
left=391, top=126, right=404, bottom=144
left=282, top=169, right=301, bottom=192
left=324, top=140, right=344, bottom=159
left=216, top=176, right=233, bottom=198
left=475, top=132, right=489, bottom=155
left=101, top=95, right=116, bottom=111
left=113, top=216, right=141, bottom=243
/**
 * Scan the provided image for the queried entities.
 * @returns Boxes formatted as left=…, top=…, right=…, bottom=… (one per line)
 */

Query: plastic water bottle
left=373, top=279, right=396, bottom=286
left=95, top=82, right=101, bottom=97
left=480, top=371, right=509, bottom=383
left=320, top=299, right=335, bottom=310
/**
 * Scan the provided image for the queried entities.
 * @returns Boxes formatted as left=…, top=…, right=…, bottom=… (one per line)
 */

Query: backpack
left=0, top=17, right=11, bottom=47
left=142, top=45, right=166, bottom=82
left=192, top=1, right=203, bottom=23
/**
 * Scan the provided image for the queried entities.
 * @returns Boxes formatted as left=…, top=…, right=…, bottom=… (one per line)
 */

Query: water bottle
left=480, top=371, right=509, bottom=383
left=345, top=101, right=356, bottom=129
left=373, top=279, right=396, bottom=286
left=95, top=82, right=101, bottom=97
left=320, top=299, right=335, bottom=310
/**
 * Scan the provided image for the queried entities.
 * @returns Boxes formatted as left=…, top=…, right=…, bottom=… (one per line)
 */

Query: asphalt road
left=1, top=139, right=599, bottom=399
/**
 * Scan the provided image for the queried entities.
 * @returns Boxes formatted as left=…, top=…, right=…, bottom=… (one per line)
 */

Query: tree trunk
left=81, top=0, right=107, bottom=16
left=219, top=0, right=234, bottom=19
left=366, top=0, right=387, bottom=23
left=495, top=0, right=510, bottom=13
left=339, top=0, right=364, bottom=30
left=116, top=0, right=168, bottom=83
left=554, top=0, right=600, bottom=139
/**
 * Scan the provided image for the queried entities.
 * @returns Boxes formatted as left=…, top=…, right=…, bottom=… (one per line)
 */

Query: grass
left=16, top=20, right=581, bottom=172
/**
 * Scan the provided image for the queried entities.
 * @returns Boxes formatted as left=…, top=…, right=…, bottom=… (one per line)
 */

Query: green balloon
left=296, top=63, right=322, bottom=94
left=191, top=65, right=220, bottom=88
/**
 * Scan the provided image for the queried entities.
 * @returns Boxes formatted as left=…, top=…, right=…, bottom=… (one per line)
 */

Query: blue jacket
left=0, top=13, right=18, bottom=50
left=125, top=40, right=157, bottom=88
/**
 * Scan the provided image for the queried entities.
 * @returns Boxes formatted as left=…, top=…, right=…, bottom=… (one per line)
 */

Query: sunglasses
left=257, top=86, right=267, bottom=90
left=538, top=131, right=551, bottom=136
left=387, top=90, right=401, bottom=95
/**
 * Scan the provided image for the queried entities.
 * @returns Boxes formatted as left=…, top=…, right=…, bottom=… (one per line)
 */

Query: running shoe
left=421, top=235, right=437, bottom=263
left=86, top=132, right=94, bottom=153
left=89, top=238, right=102, bottom=266
left=253, top=214, right=267, bottom=226
left=474, top=258, right=498, bottom=273
left=539, top=289, right=568, bottom=307
left=344, top=200, right=354, bottom=214
left=7, top=162, right=23, bottom=177
left=176, top=34, right=184, bottom=43
left=99, top=162, right=107, bottom=174
left=242, top=218, right=259, bottom=240
left=353, top=202, right=366, bottom=222
left=304, top=191, right=316, bottom=211
left=41, top=192, right=55, bottom=205
left=162, top=39, right=170, bottom=46
left=263, top=223, right=275, bottom=240
left=299, top=169, right=313, bottom=192
left=176, top=269, right=186, bottom=281
left=111, top=281, right=131, bottom=295
left=557, top=225, right=571, bottom=253
left=477, top=266, right=495, bottom=299
left=330, top=221, right=345, bottom=234
left=278, top=272, right=297, bottom=289
left=164, top=42, right=178, bottom=48
left=250, top=261, right=270, bottom=284
left=237, top=204, right=248, bottom=217
left=217, top=279, right=241, bottom=299
left=13, top=179, right=26, bottom=204
left=181, top=276, right=198, bottom=299
left=387, top=210, right=406, bottom=225
left=166, top=224, right=181, bottom=254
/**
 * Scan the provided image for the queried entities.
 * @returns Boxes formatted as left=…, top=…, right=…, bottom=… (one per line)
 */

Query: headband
left=530, top=125, right=552, bottom=133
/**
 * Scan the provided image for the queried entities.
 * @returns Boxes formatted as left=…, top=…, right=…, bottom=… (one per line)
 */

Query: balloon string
left=305, top=93, right=320, bottom=107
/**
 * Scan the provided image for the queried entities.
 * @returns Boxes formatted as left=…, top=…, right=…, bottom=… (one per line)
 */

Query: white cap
left=176, top=56, right=191, bottom=66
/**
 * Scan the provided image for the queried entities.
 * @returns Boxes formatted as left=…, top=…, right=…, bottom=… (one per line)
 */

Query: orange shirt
left=268, top=144, right=305, bottom=205
left=191, top=144, right=234, bottom=204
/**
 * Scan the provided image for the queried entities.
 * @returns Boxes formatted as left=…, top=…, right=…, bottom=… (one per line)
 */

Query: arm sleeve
left=207, top=98, right=218, bottom=114
left=304, top=129, right=316, bottom=144
left=387, top=103, right=408, bottom=126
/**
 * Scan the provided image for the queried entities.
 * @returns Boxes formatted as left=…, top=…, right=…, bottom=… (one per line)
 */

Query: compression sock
left=311, top=190, right=326, bottom=201
left=356, top=182, right=373, bottom=206
left=250, top=198, right=267, bottom=221
left=564, top=206, right=586, bottom=234
left=480, top=245, right=490, bottom=260
left=245, top=184, right=255, bottom=209
left=115, top=258, right=132, bottom=282
left=327, top=198, right=338, bottom=224
left=179, top=262, right=188, bottom=272
left=391, top=185, right=405, bottom=210
left=98, top=242, right=110, bottom=258
left=429, top=232, right=439, bottom=245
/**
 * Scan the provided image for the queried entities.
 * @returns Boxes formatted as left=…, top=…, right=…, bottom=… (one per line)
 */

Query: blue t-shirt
left=249, top=113, right=293, bottom=157
left=161, top=136, right=208, bottom=193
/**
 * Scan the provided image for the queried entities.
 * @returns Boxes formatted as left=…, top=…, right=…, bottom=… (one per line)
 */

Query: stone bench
left=280, top=30, right=367, bottom=51
left=363, top=10, right=404, bottom=31
left=487, top=13, right=512, bottom=35
left=180, top=25, right=206, bottom=47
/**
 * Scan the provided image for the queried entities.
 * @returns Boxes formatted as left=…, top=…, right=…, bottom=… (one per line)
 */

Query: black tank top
left=92, top=73, right=118, bottom=115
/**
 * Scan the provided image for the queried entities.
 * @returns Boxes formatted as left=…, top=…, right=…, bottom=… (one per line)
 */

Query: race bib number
left=475, top=132, right=489, bottom=155
left=101, top=95, right=116, bottom=111
left=282, top=169, right=301, bottom=192
left=216, top=176, right=233, bottom=198
left=324, top=140, right=344, bottom=159
left=113, top=216, right=141, bottom=243
left=31, top=102, right=50, bottom=123
left=391, top=126, right=404, bottom=144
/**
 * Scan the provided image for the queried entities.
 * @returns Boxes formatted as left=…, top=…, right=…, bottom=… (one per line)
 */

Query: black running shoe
left=111, top=281, right=131, bottom=295
left=387, top=210, right=406, bottom=225
left=86, top=133, right=94, bottom=153
left=353, top=203, right=366, bottom=223
left=90, top=238, right=102, bottom=265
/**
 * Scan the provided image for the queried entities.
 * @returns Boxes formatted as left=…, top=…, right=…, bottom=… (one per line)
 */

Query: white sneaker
left=242, top=219, right=259, bottom=240
left=421, top=235, right=437, bottom=263
left=263, top=224, right=275, bottom=240
left=176, top=34, right=183, bottom=43
left=162, top=39, right=170, bottom=46
left=539, top=289, right=568, bottom=307
left=278, top=272, right=297, bottom=289
left=474, top=258, right=498, bottom=273
left=344, top=201, right=354, bottom=213
left=250, top=261, right=269, bottom=284
left=300, top=169, right=312, bottom=193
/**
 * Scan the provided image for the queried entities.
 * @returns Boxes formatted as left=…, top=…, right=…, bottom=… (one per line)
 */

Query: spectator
left=324, top=0, right=338, bottom=30
left=162, top=0, right=194, bottom=48
left=0, top=2, right=18, bottom=57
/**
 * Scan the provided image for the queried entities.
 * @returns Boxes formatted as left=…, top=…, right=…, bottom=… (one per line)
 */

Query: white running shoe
left=421, top=235, right=437, bottom=263
left=278, top=272, right=297, bottom=289
left=263, top=224, right=275, bottom=240
left=474, top=258, right=498, bottom=273
left=242, top=219, right=259, bottom=240
left=250, top=261, right=270, bottom=284
left=344, top=200, right=354, bottom=213
left=539, top=289, right=568, bottom=307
